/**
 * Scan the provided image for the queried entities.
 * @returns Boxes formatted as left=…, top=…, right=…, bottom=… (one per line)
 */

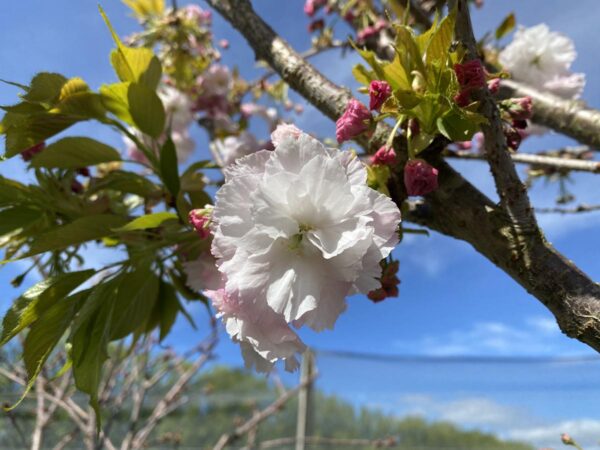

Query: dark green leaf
left=14, top=214, right=128, bottom=260
left=30, top=137, right=121, bottom=169
left=0, top=270, right=95, bottom=346
left=115, top=212, right=178, bottom=232
left=436, top=108, right=480, bottom=142
left=495, top=13, right=516, bottom=40
left=7, top=290, right=90, bottom=410
left=0, top=206, right=41, bottom=235
left=71, top=281, right=118, bottom=427
left=87, top=170, right=160, bottom=197
left=22, top=73, right=68, bottom=104
left=160, top=137, right=180, bottom=197
left=128, top=82, right=165, bottom=138
left=4, top=113, right=79, bottom=157
left=110, top=269, right=159, bottom=340
left=99, top=82, right=134, bottom=124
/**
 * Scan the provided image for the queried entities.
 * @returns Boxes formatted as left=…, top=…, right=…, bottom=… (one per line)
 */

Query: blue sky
left=1, top=1, right=600, bottom=447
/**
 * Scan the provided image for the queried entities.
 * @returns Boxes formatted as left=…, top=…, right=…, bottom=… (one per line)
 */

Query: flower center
left=288, top=223, right=314, bottom=251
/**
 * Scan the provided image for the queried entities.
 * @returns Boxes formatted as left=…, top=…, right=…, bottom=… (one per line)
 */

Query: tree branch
left=206, top=0, right=600, bottom=354
left=446, top=148, right=600, bottom=173
left=500, top=79, right=600, bottom=150
left=213, top=371, right=318, bottom=450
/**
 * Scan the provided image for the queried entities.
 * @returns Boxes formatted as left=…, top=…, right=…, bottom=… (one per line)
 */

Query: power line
left=312, top=348, right=600, bottom=365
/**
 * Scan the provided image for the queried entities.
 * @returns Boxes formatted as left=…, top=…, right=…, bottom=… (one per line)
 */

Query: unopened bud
left=189, top=206, right=214, bottom=239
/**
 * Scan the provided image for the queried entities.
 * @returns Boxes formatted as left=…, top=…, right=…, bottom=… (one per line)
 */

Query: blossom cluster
left=198, top=129, right=401, bottom=371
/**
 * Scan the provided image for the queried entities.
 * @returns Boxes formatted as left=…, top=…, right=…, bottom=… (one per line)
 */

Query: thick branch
left=452, top=0, right=538, bottom=232
left=500, top=79, right=600, bottom=150
left=206, top=0, right=600, bottom=353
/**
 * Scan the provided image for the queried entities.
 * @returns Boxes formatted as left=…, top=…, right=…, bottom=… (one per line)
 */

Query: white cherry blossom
left=211, top=132, right=401, bottom=342
left=499, top=24, right=585, bottom=99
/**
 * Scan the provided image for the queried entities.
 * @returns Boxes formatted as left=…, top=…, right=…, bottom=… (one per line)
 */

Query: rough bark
left=205, top=0, right=600, bottom=353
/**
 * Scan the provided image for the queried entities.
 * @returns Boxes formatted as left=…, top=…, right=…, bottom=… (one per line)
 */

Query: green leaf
left=352, top=64, right=374, bottom=86
left=128, top=82, right=165, bottom=138
left=350, top=40, right=387, bottom=81
left=30, top=137, right=121, bottom=169
left=495, top=13, right=516, bottom=40
left=14, top=214, right=128, bottom=260
left=383, top=56, right=411, bottom=90
left=71, top=281, right=118, bottom=428
left=51, top=92, right=106, bottom=119
left=115, top=212, right=178, bottom=232
left=145, top=281, right=182, bottom=341
left=0, top=270, right=94, bottom=346
left=0, top=206, right=41, bottom=235
left=182, top=160, right=219, bottom=177
left=99, top=5, right=162, bottom=89
left=160, top=137, right=180, bottom=197
left=87, top=170, right=160, bottom=197
left=123, top=0, right=165, bottom=18
left=110, top=269, right=159, bottom=340
left=0, top=177, right=33, bottom=207
left=7, top=290, right=89, bottom=411
left=436, top=108, right=480, bottom=142
left=425, top=8, right=456, bottom=65
left=22, top=73, right=68, bottom=104
left=99, top=82, right=134, bottom=124
left=4, top=113, right=79, bottom=157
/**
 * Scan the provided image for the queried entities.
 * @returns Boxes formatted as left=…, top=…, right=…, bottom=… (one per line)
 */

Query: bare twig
left=213, top=371, right=319, bottom=450
left=446, top=148, right=600, bottom=173
left=535, top=204, right=600, bottom=215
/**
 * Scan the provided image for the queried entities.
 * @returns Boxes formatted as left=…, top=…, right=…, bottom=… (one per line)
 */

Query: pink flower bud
left=335, top=99, right=371, bottom=143
left=454, top=59, right=487, bottom=91
left=369, top=80, right=392, bottom=111
left=487, top=78, right=501, bottom=94
left=456, top=141, right=472, bottom=150
left=303, top=0, right=325, bottom=17
left=308, top=19, right=325, bottom=33
left=219, top=39, right=229, bottom=49
left=453, top=90, right=471, bottom=107
left=404, top=159, right=439, bottom=196
left=189, top=207, right=213, bottom=239
left=561, top=433, right=574, bottom=445
left=371, top=146, right=397, bottom=166
left=357, top=25, right=378, bottom=43
left=503, top=124, right=523, bottom=151
left=21, top=142, right=46, bottom=161
left=71, top=180, right=84, bottom=194
left=504, top=96, right=533, bottom=120
left=77, top=167, right=91, bottom=177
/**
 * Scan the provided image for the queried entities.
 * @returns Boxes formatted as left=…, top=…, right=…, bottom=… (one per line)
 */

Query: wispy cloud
left=398, top=393, right=600, bottom=449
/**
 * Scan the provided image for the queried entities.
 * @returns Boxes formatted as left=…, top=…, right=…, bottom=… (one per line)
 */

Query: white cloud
left=398, top=393, right=600, bottom=449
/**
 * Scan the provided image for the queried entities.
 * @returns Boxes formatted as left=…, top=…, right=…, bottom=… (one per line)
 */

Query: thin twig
left=213, top=371, right=319, bottom=450
left=446, top=148, right=600, bottom=173
left=535, top=204, right=600, bottom=214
